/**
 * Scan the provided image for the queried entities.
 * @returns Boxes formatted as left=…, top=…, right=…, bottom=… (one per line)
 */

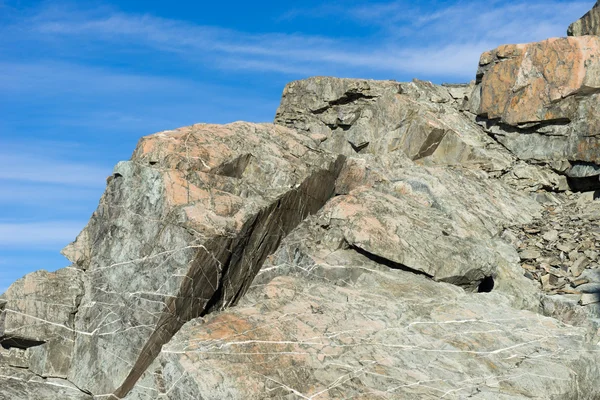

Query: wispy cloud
left=0, top=221, right=84, bottom=249
left=11, top=1, right=589, bottom=81
left=293, top=0, right=591, bottom=44
left=0, top=151, right=109, bottom=187
left=0, top=61, right=195, bottom=95
left=0, top=182, right=100, bottom=206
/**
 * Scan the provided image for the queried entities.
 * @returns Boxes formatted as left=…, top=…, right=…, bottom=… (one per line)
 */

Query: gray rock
left=580, top=293, right=600, bottom=306
left=4, top=28, right=600, bottom=398
left=0, top=268, right=84, bottom=378
left=3, top=122, right=345, bottom=397
left=571, top=256, right=591, bottom=277
left=0, top=366, right=91, bottom=400
left=474, top=37, right=600, bottom=176
left=126, top=256, right=600, bottom=400
left=275, top=77, right=514, bottom=173
left=543, top=230, right=560, bottom=242
left=519, top=249, right=541, bottom=260
left=568, top=1, right=600, bottom=36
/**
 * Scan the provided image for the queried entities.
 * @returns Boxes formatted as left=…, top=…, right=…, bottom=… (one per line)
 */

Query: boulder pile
left=3, top=2, right=600, bottom=399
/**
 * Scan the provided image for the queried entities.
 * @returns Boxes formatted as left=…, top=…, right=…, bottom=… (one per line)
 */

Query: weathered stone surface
left=0, top=268, right=84, bottom=378
left=275, top=77, right=514, bottom=173
left=6, top=16, right=600, bottom=397
left=274, top=76, right=572, bottom=194
left=125, top=256, right=600, bottom=400
left=3, top=122, right=344, bottom=397
left=568, top=1, right=600, bottom=36
left=474, top=37, right=600, bottom=169
left=302, top=163, right=539, bottom=297
left=0, top=366, right=91, bottom=400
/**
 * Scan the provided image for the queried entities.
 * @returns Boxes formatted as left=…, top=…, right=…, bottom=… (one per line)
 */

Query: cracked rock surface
left=568, top=0, right=600, bottom=36
left=472, top=36, right=600, bottom=177
left=3, top=4, right=600, bottom=398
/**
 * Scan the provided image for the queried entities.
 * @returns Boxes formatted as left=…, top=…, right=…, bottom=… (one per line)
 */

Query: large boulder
left=473, top=37, right=600, bottom=174
left=275, top=77, right=514, bottom=174
left=2, top=122, right=344, bottom=397
left=274, top=76, right=569, bottom=192
left=124, top=254, right=600, bottom=400
left=568, top=1, right=600, bottom=36
left=0, top=268, right=84, bottom=378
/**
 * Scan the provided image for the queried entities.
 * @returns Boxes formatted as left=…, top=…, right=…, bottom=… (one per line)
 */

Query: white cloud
left=0, top=151, right=109, bottom=187
left=0, top=182, right=100, bottom=205
left=23, top=1, right=593, bottom=81
left=0, top=221, right=84, bottom=249
left=13, top=2, right=589, bottom=81
left=0, top=61, right=195, bottom=94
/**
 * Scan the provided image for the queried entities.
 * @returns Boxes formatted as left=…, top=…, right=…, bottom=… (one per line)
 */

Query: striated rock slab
left=275, top=77, right=514, bottom=174
left=125, top=256, right=600, bottom=400
left=568, top=1, right=600, bottom=36
left=3, top=122, right=344, bottom=397
left=474, top=37, right=600, bottom=168
left=0, top=366, right=91, bottom=400
left=274, top=76, right=570, bottom=193
left=0, top=268, right=84, bottom=378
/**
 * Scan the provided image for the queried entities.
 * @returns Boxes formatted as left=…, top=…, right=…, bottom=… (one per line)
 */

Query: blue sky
left=0, top=0, right=593, bottom=292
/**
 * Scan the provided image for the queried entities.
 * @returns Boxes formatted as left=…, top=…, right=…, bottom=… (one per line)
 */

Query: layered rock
left=0, top=268, right=84, bottom=377
left=275, top=78, right=514, bottom=174
left=275, top=76, right=568, bottom=193
left=2, top=122, right=344, bottom=398
left=125, top=260, right=600, bottom=399
left=472, top=37, right=600, bottom=182
left=4, top=11, right=600, bottom=399
left=568, top=1, right=600, bottom=36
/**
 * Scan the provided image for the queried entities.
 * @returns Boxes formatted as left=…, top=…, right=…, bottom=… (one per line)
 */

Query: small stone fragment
left=568, top=250, right=580, bottom=261
left=571, top=257, right=591, bottom=278
left=543, top=230, right=559, bottom=242
left=585, top=250, right=599, bottom=261
left=520, top=249, right=542, bottom=260
left=580, top=293, right=600, bottom=306
left=571, top=277, right=590, bottom=288
left=521, top=263, right=537, bottom=272
left=557, top=242, right=576, bottom=253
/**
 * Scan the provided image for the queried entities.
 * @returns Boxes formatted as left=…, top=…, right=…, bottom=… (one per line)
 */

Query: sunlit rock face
left=275, top=77, right=515, bottom=174
left=1, top=122, right=345, bottom=397
left=472, top=37, right=600, bottom=175
left=4, top=7, right=600, bottom=399
left=568, top=0, right=600, bottom=36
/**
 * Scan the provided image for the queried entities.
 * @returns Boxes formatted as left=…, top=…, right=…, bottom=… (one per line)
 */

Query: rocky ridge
left=3, top=3, right=600, bottom=399
left=569, top=0, right=600, bottom=36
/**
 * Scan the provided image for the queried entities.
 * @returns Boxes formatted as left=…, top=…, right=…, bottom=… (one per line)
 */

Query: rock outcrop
left=275, top=78, right=514, bottom=173
left=3, top=5, right=600, bottom=399
left=568, top=0, right=600, bottom=36
left=472, top=37, right=600, bottom=183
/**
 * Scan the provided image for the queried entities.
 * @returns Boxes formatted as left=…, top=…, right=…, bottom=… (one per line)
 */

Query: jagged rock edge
left=111, top=155, right=346, bottom=398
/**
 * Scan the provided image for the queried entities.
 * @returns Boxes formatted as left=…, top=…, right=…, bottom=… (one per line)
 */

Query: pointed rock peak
left=568, top=1, right=600, bottom=36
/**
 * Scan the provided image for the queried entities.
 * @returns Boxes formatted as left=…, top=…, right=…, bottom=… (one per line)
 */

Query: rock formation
left=568, top=0, right=600, bottom=36
left=3, top=2, right=600, bottom=399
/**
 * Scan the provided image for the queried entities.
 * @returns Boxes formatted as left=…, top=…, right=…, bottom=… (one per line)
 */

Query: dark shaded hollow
left=349, top=244, right=433, bottom=278
left=567, top=174, right=600, bottom=192
left=312, top=91, right=377, bottom=114
left=348, top=141, right=369, bottom=153
left=0, top=335, right=46, bottom=350
left=477, top=276, right=495, bottom=293
left=111, top=156, right=346, bottom=399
